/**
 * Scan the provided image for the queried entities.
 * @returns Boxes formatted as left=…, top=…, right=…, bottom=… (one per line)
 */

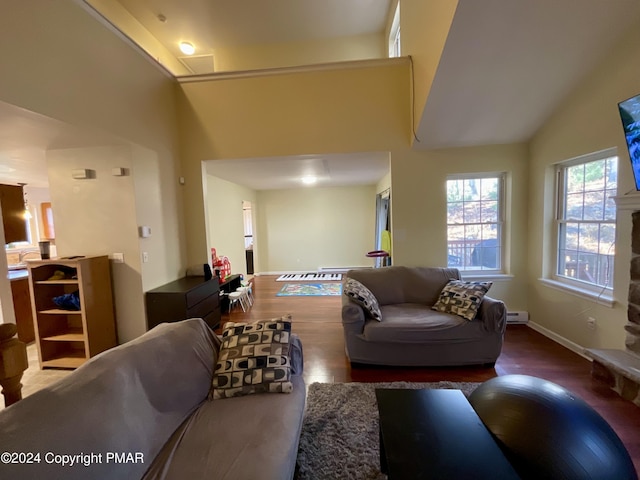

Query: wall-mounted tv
left=618, top=93, right=640, bottom=190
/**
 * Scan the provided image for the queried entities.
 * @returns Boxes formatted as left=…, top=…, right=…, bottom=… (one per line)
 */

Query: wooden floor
left=224, top=275, right=640, bottom=472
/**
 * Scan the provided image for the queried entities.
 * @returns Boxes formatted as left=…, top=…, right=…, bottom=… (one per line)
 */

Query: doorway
left=374, top=189, right=391, bottom=267
left=243, top=201, right=254, bottom=274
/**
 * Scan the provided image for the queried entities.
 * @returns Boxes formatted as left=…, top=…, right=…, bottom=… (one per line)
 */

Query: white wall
left=527, top=24, right=640, bottom=350
left=256, top=185, right=376, bottom=272
left=206, top=175, right=257, bottom=277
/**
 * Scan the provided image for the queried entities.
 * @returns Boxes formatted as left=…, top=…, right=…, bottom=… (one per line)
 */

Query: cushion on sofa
left=364, top=304, right=487, bottom=343
left=146, top=375, right=307, bottom=480
left=432, top=280, right=492, bottom=321
left=211, top=316, right=293, bottom=399
left=343, top=278, right=382, bottom=321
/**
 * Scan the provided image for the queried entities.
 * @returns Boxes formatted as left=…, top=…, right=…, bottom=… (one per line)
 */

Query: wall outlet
left=587, top=317, right=597, bottom=330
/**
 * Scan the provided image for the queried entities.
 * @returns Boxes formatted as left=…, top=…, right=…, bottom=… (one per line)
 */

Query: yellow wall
left=390, top=144, right=530, bottom=310
left=177, top=60, right=530, bottom=311
left=176, top=59, right=411, bottom=266
left=0, top=0, right=184, bottom=341
left=131, top=144, right=184, bottom=290
left=205, top=175, right=257, bottom=276
left=256, top=186, right=377, bottom=272
left=0, top=1, right=178, bottom=155
left=527, top=24, right=640, bottom=350
left=401, top=0, right=458, bottom=134
left=377, top=171, right=392, bottom=194
left=213, top=34, right=385, bottom=72
left=85, top=0, right=190, bottom=75
left=47, top=146, right=144, bottom=341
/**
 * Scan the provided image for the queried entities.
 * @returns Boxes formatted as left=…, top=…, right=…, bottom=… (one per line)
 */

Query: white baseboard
left=256, top=271, right=308, bottom=276
left=318, top=266, right=370, bottom=273
left=258, top=268, right=369, bottom=276
left=526, top=321, right=591, bottom=361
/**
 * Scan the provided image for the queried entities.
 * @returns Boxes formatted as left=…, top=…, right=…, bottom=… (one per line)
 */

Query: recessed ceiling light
left=179, top=42, right=195, bottom=55
left=301, top=175, right=317, bottom=185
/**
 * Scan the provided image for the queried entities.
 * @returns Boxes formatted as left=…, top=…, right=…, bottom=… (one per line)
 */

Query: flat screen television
left=618, top=92, right=640, bottom=190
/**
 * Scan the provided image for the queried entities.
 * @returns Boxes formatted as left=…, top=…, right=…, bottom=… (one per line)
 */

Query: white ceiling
left=0, top=101, right=123, bottom=189
left=205, top=152, right=390, bottom=190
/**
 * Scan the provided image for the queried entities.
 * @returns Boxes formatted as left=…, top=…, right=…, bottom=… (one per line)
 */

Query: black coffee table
left=375, top=388, right=520, bottom=479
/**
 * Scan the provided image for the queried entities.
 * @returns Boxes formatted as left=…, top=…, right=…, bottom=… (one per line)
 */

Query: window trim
left=446, top=172, right=506, bottom=274
left=552, top=148, right=618, bottom=295
left=388, top=2, right=401, bottom=58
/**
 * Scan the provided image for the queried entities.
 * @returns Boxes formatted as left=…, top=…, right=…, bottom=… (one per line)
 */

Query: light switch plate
left=110, top=253, right=124, bottom=264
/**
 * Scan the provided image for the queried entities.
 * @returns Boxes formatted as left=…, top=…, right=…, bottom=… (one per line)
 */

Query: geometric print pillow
left=211, top=317, right=293, bottom=399
left=431, top=280, right=492, bottom=321
left=343, top=278, right=382, bottom=322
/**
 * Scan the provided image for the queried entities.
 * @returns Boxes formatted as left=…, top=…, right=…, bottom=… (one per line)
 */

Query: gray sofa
left=342, top=266, right=507, bottom=366
left=0, top=319, right=306, bottom=480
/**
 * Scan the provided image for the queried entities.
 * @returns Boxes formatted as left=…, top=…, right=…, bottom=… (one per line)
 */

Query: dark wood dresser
left=145, top=277, right=221, bottom=331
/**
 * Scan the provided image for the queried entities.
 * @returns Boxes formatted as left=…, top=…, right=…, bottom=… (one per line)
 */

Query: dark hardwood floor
left=222, top=275, right=640, bottom=472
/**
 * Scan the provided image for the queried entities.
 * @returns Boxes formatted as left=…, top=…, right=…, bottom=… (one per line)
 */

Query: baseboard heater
left=506, top=311, right=529, bottom=324
left=318, top=266, right=371, bottom=273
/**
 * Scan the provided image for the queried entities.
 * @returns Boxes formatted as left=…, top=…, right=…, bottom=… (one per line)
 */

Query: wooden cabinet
left=27, top=255, right=117, bottom=369
left=10, top=276, right=35, bottom=344
left=145, top=277, right=220, bottom=331
left=0, top=184, right=27, bottom=244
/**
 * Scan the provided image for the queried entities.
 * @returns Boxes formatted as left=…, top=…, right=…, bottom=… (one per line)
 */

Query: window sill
left=460, top=273, right=514, bottom=282
left=538, top=278, right=615, bottom=307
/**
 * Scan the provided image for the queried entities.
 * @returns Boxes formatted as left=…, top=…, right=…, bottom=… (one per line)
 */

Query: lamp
left=179, top=42, right=195, bottom=55
left=301, top=175, right=317, bottom=185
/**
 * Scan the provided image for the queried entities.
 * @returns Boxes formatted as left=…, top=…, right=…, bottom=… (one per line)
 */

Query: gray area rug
left=295, top=381, right=480, bottom=480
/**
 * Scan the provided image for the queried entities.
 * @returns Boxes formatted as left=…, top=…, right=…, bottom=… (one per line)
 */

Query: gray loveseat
left=342, top=266, right=507, bottom=367
left=0, top=319, right=306, bottom=480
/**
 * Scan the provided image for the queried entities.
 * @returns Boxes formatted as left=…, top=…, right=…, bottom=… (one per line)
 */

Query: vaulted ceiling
left=415, top=0, right=640, bottom=148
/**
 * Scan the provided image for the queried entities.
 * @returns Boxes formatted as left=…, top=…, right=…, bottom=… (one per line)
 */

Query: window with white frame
left=556, top=151, right=617, bottom=291
left=446, top=174, right=504, bottom=271
left=388, top=3, right=401, bottom=58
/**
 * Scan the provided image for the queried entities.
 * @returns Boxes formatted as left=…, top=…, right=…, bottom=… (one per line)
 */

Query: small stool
left=228, top=291, right=247, bottom=312
left=236, top=287, right=252, bottom=308
left=238, top=281, right=254, bottom=306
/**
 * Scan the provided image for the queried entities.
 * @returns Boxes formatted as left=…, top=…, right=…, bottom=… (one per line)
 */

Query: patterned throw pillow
left=211, top=316, right=293, bottom=399
left=432, top=280, right=492, bottom=321
left=343, top=278, right=382, bottom=321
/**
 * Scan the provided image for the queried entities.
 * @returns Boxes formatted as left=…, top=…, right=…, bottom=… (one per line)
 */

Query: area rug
left=295, top=381, right=480, bottom=480
left=276, top=273, right=343, bottom=282
left=277, top=283, right=343, bottom=296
